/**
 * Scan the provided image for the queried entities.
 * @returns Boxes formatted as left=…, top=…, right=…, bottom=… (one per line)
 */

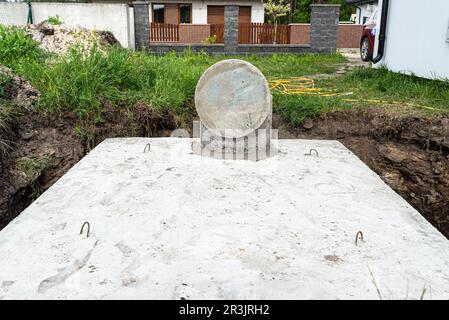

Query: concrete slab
left=1, top=138, right=449, bottom=300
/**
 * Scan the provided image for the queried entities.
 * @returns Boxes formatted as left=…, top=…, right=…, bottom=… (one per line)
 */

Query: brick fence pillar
left=310, top=4, right=340, bottom=53
left=224, top=5, right=239, bottom=53
left=133, top=2, right=150, bottom=50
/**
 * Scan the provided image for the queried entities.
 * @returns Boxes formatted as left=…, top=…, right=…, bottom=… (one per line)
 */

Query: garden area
left=1, top=24, right=448, bottom=238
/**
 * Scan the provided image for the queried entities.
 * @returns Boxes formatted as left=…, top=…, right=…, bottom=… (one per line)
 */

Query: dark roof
left=346, top=0, right=377, bottom=4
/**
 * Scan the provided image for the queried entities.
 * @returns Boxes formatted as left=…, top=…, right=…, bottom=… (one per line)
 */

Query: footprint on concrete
left=38, top=248, right=94, bottom=294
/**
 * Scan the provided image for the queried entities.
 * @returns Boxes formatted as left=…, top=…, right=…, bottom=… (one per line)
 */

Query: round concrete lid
left=195, top=59, right=270, bottom=138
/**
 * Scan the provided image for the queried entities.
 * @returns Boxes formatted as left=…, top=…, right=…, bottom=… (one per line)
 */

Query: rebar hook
left=144, top=143, right=151, bottom=153
left=80, top=221, right=90, bottom=238
left=355, top=231, right=364, bottom=246
left=304, top=148, right=319, bottom=157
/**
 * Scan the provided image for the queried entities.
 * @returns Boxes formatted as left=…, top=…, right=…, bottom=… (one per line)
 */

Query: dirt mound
left=275, top=108, right=449, bottom=237
left=22, top=21, right=120, bottom=53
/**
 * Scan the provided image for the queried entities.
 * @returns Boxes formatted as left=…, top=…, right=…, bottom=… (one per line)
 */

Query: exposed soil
left=274, top=108, right=449, bottom=237
left=0, top=106, right=178, bottom=230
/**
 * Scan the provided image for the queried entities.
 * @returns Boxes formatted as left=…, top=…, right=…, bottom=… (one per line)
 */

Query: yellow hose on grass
left=269, top=77, right=444, bottom=112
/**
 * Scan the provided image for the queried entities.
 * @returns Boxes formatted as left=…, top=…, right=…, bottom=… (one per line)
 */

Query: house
left=1, top=1, right=357, bottom=53
left=346, top=0, right=378, bottom=24
left=91, top=0, right=265, bottom=25
left=88, top=0, right=265, bottom=43
left=373, top=0, right=449, bottom=80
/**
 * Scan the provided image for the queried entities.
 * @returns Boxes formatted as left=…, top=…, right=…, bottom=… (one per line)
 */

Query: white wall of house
left=355, top=2, right=378, bottom=25
left=0, top=2, right=135, bottom=49
left=375, top=0, right=449, bottom=80
left=147, top=0, right=264, bottom=24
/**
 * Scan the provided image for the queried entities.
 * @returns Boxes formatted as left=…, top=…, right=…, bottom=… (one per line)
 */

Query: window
left=179, top=4, right=191, bottom=24
left=153, top=4, right=165, bottom=23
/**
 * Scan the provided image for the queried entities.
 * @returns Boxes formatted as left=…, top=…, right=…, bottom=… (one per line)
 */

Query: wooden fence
left=239, top=23, right=290, bottom=44
left=210, top=24, right=224, bottom=43
left=150, top=23, right=179, bottom=42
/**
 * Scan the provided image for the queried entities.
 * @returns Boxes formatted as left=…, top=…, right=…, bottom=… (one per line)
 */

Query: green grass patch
left=319, top=67, right=449, bottom=113
left=25, top=45, right=157, bottom=121
left=47, top=15, right=63, bottom=26
left=273, top=94, right=351, bottom=125
left=245, top=53, right=346, bottom=79
left=16, top=156, right=51, bottom=198
left=0, top=25, right=43, bottom=72
left=274, top=66, right=449, bottom=126
left=0, top=70, right=17, bottom=132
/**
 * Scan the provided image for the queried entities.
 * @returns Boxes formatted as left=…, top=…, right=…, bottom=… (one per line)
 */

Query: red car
left=360, top=9, right=378, bottom=62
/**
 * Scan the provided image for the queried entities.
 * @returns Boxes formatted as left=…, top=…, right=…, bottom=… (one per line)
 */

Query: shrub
left=202, top=35, right=217, bottom=44
left=0, top=25, right=43, bottom=71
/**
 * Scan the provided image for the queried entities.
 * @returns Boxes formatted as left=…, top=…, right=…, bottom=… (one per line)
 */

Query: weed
left=0, top=70, right=16, bottom=158
left=74, top=124, right=96, bottom=150
left=202, top=35, right=217, bottom=44
left=16, top=156, right=51, bottom=199
left=420, top=287, right=427, bottom=300
left=0, top=70, right=19, bottom=132
left=47, top=15, right=63, bottom=26
left=0, top=101, right=17, bottom=133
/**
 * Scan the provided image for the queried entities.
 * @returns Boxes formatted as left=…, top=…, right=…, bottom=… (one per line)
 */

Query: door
left=238, top=6, right=252, bottom=44
left=207, top=6, right=224, bottom=24
left=207, top=6, right=224, bottom=43
left=239, top=6, right=251, bottom=24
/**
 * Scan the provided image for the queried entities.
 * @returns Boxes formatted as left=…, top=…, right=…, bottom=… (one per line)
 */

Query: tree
left=264, top=0, right=291, bottom=44
left=287, top=0, right=298, bottom=23
left=291, top=0, right=355, bottom=23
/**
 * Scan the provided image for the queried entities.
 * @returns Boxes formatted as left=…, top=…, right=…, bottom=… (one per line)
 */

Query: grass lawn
left=273, top=66, right=449, bottom=125
left=0, top=23, right=347, bottom=127
left=1, top=24, right=448, bottom=133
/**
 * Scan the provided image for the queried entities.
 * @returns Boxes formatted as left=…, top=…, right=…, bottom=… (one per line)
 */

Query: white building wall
left=251, top=2, right=265, bottom=23
left=190, top=0, right=264, bottom=24
left=356, top=3, right=377, bottom=25
left=0, top=2, right=28, bottom=25
left=192, top=1, right=207, bottom=23
left=0, top=2, right=134, bottom=49
left=375, top=0, right=449, bottom=80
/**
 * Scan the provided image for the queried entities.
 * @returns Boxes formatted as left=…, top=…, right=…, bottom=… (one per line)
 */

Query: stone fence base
left=147, top=43, right=311, bottom=55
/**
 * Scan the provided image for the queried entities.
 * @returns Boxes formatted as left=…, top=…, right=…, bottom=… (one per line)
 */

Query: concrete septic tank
left=1, top=137, right=449, bottom=299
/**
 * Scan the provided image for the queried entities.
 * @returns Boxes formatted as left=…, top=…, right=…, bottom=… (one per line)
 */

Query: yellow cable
left=269, top=77, right=442, bottom=112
